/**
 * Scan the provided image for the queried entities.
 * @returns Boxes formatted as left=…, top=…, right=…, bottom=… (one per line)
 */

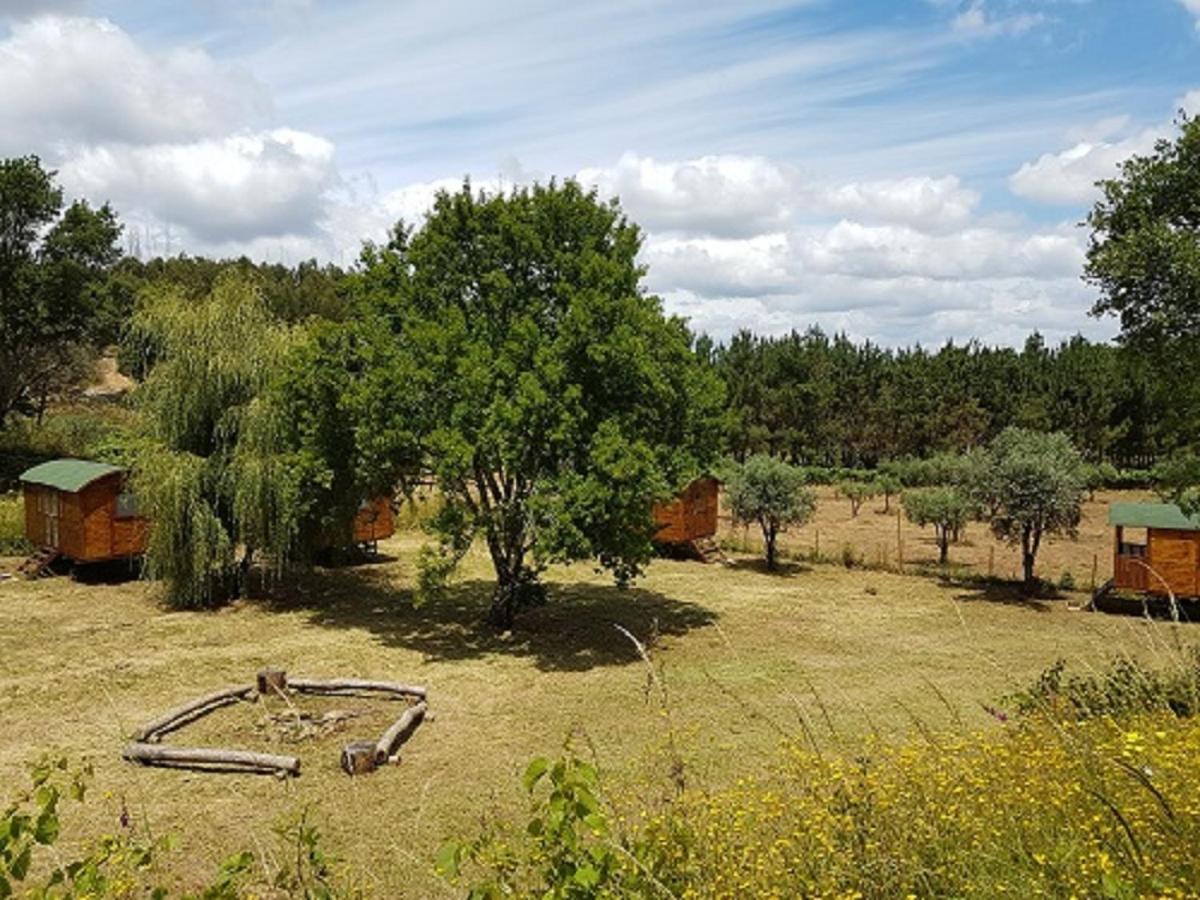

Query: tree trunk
left=938, top=530, right=949, bottom=564
left=1021, top=526, right=1037, bottom=590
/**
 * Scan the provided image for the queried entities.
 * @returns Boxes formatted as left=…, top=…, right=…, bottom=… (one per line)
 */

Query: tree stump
left=257, top=668, right=287, bottom=695
left=341, top=740, right=377, bottom=775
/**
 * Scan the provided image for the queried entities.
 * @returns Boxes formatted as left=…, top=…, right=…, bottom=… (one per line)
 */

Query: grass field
left=0, top=518, right=1193, bottom=896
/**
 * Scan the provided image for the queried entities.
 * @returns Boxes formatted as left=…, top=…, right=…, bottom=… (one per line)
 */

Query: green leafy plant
left=725, top=454, right=816, bottom=571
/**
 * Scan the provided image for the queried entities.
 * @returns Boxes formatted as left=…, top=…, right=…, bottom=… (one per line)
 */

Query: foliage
left=875, top=471, right=902, bottom=512
left=725, top=454, right=816, bottom=570
left=902, top=487, right=975, bottom=564
left=0, top=493, right=30, bottom=555
left=131, top=272, right=304, bottom=607
left=968, top=428, right=1087, bottom=589
left=438, top=753, right=626, bottom=899
left=0, top=757, right=352, bottom=899
left=716, top=328, right=1162, bottom=468
left=1009, top=651, right=1200, bottom=721
left=0, top=156, right=122, bottom=428
left=446, top=711, right=1200, bottom=899
left=355, top=180, right=722, bottom=626
left=1155, top=453, right=1200, bottom=518
left=837, top=479, right=878, bottom=517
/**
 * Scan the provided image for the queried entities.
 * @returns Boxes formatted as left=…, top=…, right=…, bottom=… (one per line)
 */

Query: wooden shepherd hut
left=652, top=476, right=722, bottom=562
left=19, top=458, right=147, bottom=573
left=1107, top=502, right=1200, bottom=600
left=351, top=496, right=396, bottom=548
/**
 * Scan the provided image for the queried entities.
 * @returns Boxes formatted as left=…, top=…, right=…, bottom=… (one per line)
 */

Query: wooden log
left=374, top=701, right=427, bottom=765
left=257, top=668, right=287, bottom=694
left=123, top=743, right=300, bottom=776
left=340, top=740, right=378, bottom=775
left=133, top=685, right=256, bottom=742
left=289, top=678, right=426, bottom=700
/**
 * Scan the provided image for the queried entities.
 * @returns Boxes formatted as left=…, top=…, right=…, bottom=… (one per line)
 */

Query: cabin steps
left=17, top=546, right=60, bottom=579
left=689, top=537, right=726, bottom=564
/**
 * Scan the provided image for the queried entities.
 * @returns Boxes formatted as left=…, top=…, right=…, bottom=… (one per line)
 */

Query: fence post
left=896, top=510, right=903, bottom=572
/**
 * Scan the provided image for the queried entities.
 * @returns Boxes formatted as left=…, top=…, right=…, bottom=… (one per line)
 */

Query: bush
left=0, top=493, right=30, bottom=555
left=1008, top=651, right=1200, bottom=720
left=445, top=712, right=1200, bottom=898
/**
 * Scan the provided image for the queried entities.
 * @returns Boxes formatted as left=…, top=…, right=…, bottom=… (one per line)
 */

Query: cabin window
left=115, top=492, right=139, bottom=519
left=1118, top=526, right=1147, bottom=557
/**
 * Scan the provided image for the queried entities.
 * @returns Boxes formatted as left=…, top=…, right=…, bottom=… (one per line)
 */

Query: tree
left=968, top=428, right=1086, bottom=590
left=0, top=156, right=122, bottom=426
left=726, top=455, right=815, bottom=571
left=876, top=470, right=903, bottom=513
left=356, top=181, right=723, bottom=627
left=132, top=273, right=301, bottom=607
left=902, top=488, right=973, bottom=564
left=838, top=480, right=878, bottom=517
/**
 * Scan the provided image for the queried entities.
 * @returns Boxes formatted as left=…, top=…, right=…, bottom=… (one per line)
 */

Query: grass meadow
left=0, top=510, right=1193, bottom=896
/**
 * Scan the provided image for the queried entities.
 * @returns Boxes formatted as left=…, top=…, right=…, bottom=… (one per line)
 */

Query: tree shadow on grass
left=254, top=568, right=719, bottom=673
left=722, top=558, right=812, bottom=577
left=945, top=578, right=1060, bottom=612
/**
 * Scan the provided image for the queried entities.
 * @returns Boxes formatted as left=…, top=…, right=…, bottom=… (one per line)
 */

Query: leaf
left=8, top=844, right=30, bottom=881
left=523, top=757, right=550, bottom=793
left=573, top=863, right=600, bottom=888
left=434, top=840, right=462, bottom=878
left=33, top=809, right=59, bottom=845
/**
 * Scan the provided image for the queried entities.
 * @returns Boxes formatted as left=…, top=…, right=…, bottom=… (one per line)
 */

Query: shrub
left=1009, top=651, right=1200, bottom=720
left=836, top=480, right=878, bottom=517
left=445, top=712, right=1200, bottom=898
left=0, top=493, right=30, bottom=555
left=726, top=455, right=816, bottom=571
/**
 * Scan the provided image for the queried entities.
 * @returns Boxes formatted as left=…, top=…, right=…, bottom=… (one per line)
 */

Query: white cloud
left=817, top=176, right=979, bottom=231
left=1010, top=91, right=1200, bottom=205
left=60, top=129, right=336, bottom=243
left=1179, top=0, right=1200, bottom=29
left=577, top=154, right=796, bottom=239
left=951, top=1, right=1046, bottom=38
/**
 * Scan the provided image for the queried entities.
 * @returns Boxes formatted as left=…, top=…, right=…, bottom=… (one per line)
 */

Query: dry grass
left=0, top=527, right=1192, bottom=896
left=723, top=487, right=1154, bottom=586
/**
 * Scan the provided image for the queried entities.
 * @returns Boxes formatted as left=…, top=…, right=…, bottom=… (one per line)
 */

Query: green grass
left=0, top=532, right=1194, bottom=896
left=0, top=493, right=30, bottom=555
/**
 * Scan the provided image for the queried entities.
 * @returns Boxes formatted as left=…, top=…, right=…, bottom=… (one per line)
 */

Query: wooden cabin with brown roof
left=19, top=459, right=147, bottom=572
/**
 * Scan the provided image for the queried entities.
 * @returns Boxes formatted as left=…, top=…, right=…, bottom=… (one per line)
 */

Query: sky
left=1, top=0, right=1197, bottom=346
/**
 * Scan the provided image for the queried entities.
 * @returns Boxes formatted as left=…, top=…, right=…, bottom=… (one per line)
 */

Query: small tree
left=876, top=472, right=903, bottom=513
left=838, top=480, right=878, bottom=517
left=726, top=455, right=815, bottom=571
left=902, top=488, right=974, bottom=564
left=969, top=428, right=1086, bottom=590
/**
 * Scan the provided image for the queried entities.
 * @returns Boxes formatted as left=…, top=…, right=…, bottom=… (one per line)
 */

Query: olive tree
left=726, top=455, right=816, bottom=571
left=357, top=181, right=722, bottom=627
left=901, top=487, right=974, bottom=564
left=838, top=480, right=878, bottom=517
left=968, top=428, right=1086, bottom=590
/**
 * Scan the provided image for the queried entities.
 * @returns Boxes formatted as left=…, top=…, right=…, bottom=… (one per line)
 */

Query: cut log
left=340, top=740, right=378, bottom=775
left=133, top=685, right=256, bottom=742
left=374, top=701, right=427, bottom=765
left=123, top=743, right=300, bottom=776
left=257, top=668, right=287, bottom=694
left=289, top=678, right=426, bottom=700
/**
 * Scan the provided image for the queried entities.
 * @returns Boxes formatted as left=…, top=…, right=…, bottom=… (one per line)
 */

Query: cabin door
left=40, top=490, right=60, bottom=548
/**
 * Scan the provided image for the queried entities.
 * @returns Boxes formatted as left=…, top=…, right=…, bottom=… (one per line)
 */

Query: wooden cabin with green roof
left=1109, top=502, right=1200, bottom=599
left=19, top=458, right=147, bottom=566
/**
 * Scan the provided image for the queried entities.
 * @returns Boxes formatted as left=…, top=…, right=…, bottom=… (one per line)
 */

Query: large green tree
left=0, top=156, right=121, bottom=425
left=356, top=181, right=723, bottom=627
left=968, top=428, right=1086, bottom=590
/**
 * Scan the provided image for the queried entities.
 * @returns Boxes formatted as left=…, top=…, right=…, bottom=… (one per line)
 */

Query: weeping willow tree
left=132, top=272, right=305, bottom=608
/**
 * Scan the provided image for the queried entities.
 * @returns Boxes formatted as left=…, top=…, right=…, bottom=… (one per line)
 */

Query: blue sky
left=2, top=0, right=1197, bottom=344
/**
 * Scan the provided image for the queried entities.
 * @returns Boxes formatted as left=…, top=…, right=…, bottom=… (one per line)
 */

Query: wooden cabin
left=20, top=459, right=147, bottom=565
left=1109, top=502, right=1200, bottom=599
left=352, top=496, right=395, bottom=546
left=653, top=476, right=721, bottom=560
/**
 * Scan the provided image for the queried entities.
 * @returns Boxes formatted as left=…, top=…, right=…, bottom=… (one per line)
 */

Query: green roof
left=19, top=459, right=124, bottom=493
left=1108, top=502, right=1200, bottom=531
